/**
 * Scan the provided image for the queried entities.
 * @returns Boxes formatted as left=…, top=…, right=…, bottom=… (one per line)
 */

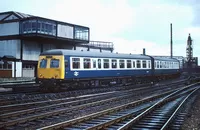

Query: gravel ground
left=181, top=90, right=200, bottom=130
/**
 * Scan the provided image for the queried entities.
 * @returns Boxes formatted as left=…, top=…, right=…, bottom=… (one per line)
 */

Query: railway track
left=0, top=79, right=194, bottom=129
left=0, top=84, right=174, bottom=129
left=37, top=82, right=200, bottom=130
left=118, top=86, right=199, bottom=130
left=0, top=77, right=188, bottom=106
left=0, top=78, right=188, bottom=114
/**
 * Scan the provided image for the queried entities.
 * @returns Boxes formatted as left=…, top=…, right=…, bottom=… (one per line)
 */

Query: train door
left=64, top=57, right=70, bottom=78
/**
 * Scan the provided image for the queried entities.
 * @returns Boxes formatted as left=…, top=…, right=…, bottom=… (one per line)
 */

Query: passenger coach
left=37, top=49, right=180, bottom=90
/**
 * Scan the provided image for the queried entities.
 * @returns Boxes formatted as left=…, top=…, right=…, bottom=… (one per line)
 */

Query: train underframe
left=36, top=73, right=181, bottom=92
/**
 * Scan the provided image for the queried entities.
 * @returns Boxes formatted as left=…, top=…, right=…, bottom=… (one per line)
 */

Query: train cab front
left=36, top=55, right=66, bottom=90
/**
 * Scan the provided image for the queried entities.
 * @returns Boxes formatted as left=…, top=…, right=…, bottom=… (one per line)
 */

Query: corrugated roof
left=13, top=11, right=34, bottom=19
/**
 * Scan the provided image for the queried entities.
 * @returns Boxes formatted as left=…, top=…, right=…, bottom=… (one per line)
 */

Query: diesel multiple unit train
left=36, top=49, right=181, bottom=91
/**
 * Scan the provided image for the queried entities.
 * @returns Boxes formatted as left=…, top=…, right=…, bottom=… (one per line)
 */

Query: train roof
left=40, top=49, right=151, bottom=59
left=40, top=49, right=179, bottom=62
left=152, top=56, right=179, bottom=62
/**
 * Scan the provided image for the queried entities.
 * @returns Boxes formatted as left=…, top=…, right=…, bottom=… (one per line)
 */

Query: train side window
left=103, top=59, right=109, bottom=68
left=50, top=59, right=59, bottom=68
left=154, top=61, right=156, bottom=68
left=119, top=60, right=125, bottom=68
left=148, top=61, right=151, bottom=68
left=132, top=60, right=135, bottom=68
left=159, top=61, right=162, bottom=68
left=160, top=62, right=162, bottom=68
left=112, top=59, right=117, bottom=68
left=98, top=59, right=101, bottom=69
left=142, top=60, right=146, bottom=68
left=127, top=60, right=132, bottom=68
left=156, top=61, right=159, bottom=68
left=72, top=58, right=80, bottom=69
left=40, top=59, right=47, bottom=68
left=136, top=60, right=141, bottom=68
left=84, top=58, right=91, bottom=69
left=92, top=59, right=96, bottom=68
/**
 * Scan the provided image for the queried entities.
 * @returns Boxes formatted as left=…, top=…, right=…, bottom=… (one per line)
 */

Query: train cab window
left=72, top=58, right=80, bottom=69
left=136, top=60, right=141, bottom=68
left=84, top=58, right=91, bottom=69
left=148, top=61, right=151, bottom=68
left=112, top=59, right=117, bottom=68
left=50, top=59, right=59, bottom=68
left=40, top=59, right=47, bottom=68
left=119, top=60, right=125, bottom=68
left=127, top=60, right=132, bottom=68
left=132, top=61, right=135, bottom=68
left=103, top=59, right=109, bottom=68
left=142, top=60, right=146, bottom=68
left=98, top=59, right=101, bottom=69
left=92, top=59, right=96, bottom=68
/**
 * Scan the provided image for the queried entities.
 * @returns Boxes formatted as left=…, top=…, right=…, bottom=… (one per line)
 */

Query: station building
left=0, top=11, right=114, bottom=78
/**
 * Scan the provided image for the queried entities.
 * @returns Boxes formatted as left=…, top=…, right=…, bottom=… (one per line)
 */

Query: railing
left=81, top=41, right=114, bottom=49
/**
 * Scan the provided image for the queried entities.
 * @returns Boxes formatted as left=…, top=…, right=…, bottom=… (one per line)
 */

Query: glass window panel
left=84, top=58, right=91, bottom=69
left=119, top=60, right=125, bottom=68
left=8, top=64, right=12, bottom=69
left=50, top=59, right=59, bottom=68
left=112, top=59, right=117, bottom=68
left=132, top=61, right=135, bottom=68
left=98, top=59, right=101, bottom=69
left=136, top=60, right=141, bottom=68
left=160, top=62, right=162, bottom=68
left=127, top=60, right=132, bottom=68
left=40, top=59, right=47, bottom=68
left=92, top=59, right=96, bottom=68
left=103, top=59, right=109, bottom=68
left=142, top=60, right=146, bottom=68
left=32, top=21, right=36, bottom=32
left=148, top=61, right=151, bottom=68
left=72, top=58, right=80, bottom=69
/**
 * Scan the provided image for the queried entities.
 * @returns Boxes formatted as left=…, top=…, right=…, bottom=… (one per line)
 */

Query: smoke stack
left=170, top=23, right=173, bottom=58
left=143, top=48, right=146, bottom=55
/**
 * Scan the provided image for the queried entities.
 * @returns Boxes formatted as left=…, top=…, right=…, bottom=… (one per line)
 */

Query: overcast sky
left=1, top=0, right=200, bottom=64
